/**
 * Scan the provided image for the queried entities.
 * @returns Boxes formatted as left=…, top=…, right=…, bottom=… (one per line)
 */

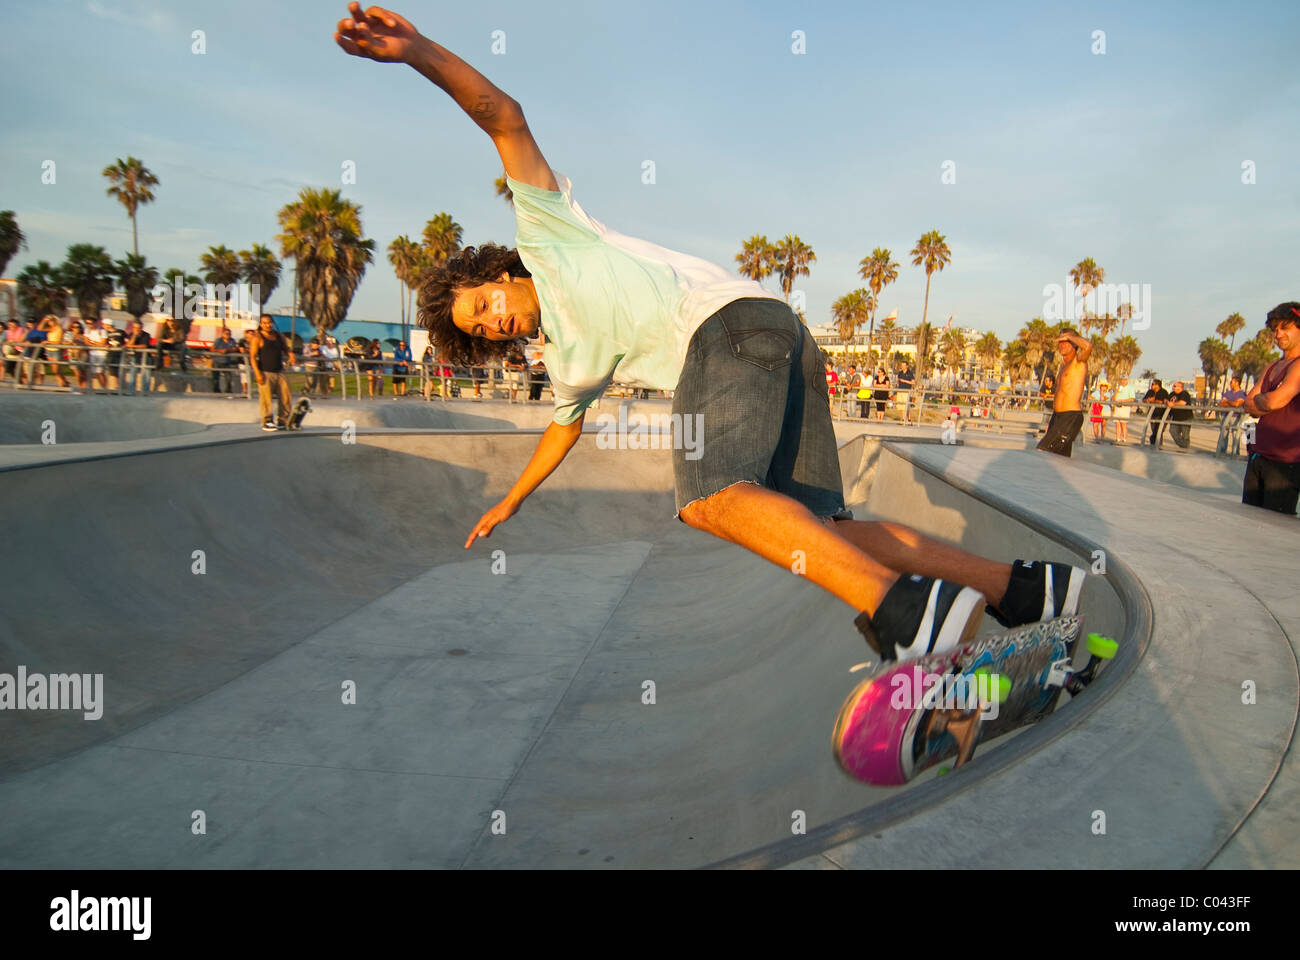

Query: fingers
left=365, top=6, right=398, bottom=28
left=464, top=523, right=490, bottom=549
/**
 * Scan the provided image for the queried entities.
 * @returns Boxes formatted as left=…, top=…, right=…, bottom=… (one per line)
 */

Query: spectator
left=1242, top=302, right=1300, bottom=514
left=123, top=319, right=152, bottom=393
left=844, top=364, right=864, bottom=417
left=470, top=361, right=486, bottom=400
left=210, top=326, right=239, bottom=394
left=64, top=319, right=88, bottom=392
left=1089, top=382, right=1107, bottom=442
left=1167, top=380, right=1194, bottom=449
left=392, top=339, right=413, bottom=397
left=421, top=344, right=437, bottom=400
left=301, top=337, right=322, bottom=396
left=41, top=315, right=70, bottom=388
left=528, top=354, right=547, bottom=401
left=897, top=360, right=915, bottom=423
left=155, top=316, right=178, bottom=372
left=21, top=319, right=48, bottom=386
left=1143, top=379, right=1170, bottom=446
left=2, top=319, right=24, bottom=383
left=365, top=339, right=384, bottom=396
left=1041, top=374, right=1056, bottom=404
left=1111, top=376, right=1134, bottom=444
left=824, top=359, right=839, bottom=404
left=83, top=317, right=109, bottom=391
left=873, top=366, right=889, bottom=421
left=504, top=346, right=526, bottom=403
left=102, top=319, right=124, bottom=390
left=1218, top=375, right=1247, bottom=456
left=248, top=314, right=295, bottom=430
left=320, top=335, right=339, bottom=396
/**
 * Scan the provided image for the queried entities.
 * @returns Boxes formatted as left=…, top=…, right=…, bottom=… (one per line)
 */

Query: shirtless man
left=334, top=4, right=1086, bottom=663
left=1036, top=328, right=1091, bottom=457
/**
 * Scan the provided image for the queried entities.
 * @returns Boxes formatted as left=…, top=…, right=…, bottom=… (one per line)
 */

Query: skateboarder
left=335, top=4, right=1085, bottom=663
left=248, top=314, right=295, bottom=431
left=1036, top=329, right=1090, bottom=457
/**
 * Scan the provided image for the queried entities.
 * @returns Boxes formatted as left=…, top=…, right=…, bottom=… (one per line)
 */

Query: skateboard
left=832, top=616, right=1117, bottom=785
left=287, top=396, right=311, bottom=430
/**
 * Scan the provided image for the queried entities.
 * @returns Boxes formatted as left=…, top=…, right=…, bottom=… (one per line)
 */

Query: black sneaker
left=987, top=560, right=1085, bottom=628
left=275, top=421, right=288, bottom=431
left=261, top=420, right=276, bottom=432
left=854, top=575, right=986, bottom=664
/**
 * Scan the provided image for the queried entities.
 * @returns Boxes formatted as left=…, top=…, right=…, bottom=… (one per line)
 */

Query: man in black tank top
left=249, top=314, right=295, bottom=430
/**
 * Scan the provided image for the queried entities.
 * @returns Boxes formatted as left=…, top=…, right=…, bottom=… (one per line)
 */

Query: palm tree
left=1, top=211, right=28, bottom=321
left=1085, top=335, right=1108, bottom=394
left=240, top=244, right=282, bottom=319
left=735, top=235, right=778, bottom=286
left=1069, top=257, right=1104, bottom=324
left=975, top=331, right=1001, bottom=382
left=1215, top=313, right=1246, bottom=352
left=910, top=230, right=951, bottom=340
left=1117, top=302, right=1133, bottom=338
left=421, top=214, right=464, bottom=316
left=115, top=253, right=159, bottom=322
left=939, top=328, right=967, bottom=388
left=1095, top=314, right=1119, bottom=340
left=15, top=261, right=68, bottom=320
left=60, top=245, right=116, bottom=322
left=878, top=316, right=898, bottom=369
left=1139, top=367, right=1158, bottom=382
left=102, top=157, right=159, bottom=256
left=857, top=247, right=899, bottom=357
left=494, top=172, right=513, bottom=207
left=1018, top=317, right=1053, bottom=385
left=1233, top=340, right=1277, bottom=390
left=1003, top=340, right=1030, bottom=388
left=388, top=235, right=423, bottom=341
left=1198, top=337, right=1232, bottom=402
left=1109, top=336, right=1143, bottom=381
left=831, top=289, right=873, bottom=350
left=772, top=235, right=816, bottom=302
left=200, top=245, right=243, bottom=323
left=276, top=188, right=376, bottom=341
left=913, top=321, right=936, bottom=383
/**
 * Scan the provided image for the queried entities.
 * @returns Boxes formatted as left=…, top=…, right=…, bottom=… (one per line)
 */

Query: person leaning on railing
left=123, top=319, right=152, bottom=393
left=1217, top=375, right=1247, bottom=456
left=210, top=326, right=239, bottom=394
left=1242, top=302, right=1300, bottom=515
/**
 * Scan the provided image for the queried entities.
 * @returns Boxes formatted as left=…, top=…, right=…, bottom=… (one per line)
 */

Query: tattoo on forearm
left=471, top=95, right=498, bottom=122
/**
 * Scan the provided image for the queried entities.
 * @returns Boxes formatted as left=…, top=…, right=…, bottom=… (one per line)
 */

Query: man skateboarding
left=1036, top=329, right=1090, bottom=457
left=248, top=314, right=295, bottom=431
left=335, top=4, right=1085, bottom=663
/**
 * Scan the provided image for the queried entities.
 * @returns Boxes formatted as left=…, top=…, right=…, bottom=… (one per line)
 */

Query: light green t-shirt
left=507, top=171, right=781, bottom=424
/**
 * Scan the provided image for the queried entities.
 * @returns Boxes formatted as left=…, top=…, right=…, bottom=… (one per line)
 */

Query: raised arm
left=464, top=415, right=584, bottom=548
left=335, top=3, right=559, bottom=191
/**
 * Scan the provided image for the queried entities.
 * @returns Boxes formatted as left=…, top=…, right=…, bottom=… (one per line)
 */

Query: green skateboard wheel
left=972, top=667, right=1011, bottom=703
left=937, top=766, right=951, bottom=776
left=1086, top=634, right=1118, bottom=659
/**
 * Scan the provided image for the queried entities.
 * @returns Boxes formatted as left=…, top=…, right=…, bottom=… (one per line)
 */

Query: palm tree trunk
left=132, top=213, right=139, bottom=257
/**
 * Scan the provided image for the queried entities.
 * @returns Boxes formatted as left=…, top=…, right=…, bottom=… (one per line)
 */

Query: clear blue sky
left=4, top=0, right=1297, bottom=377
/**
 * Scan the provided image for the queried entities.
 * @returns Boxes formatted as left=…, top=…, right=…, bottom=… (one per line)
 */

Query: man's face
left=1173, top=381, right=1184, bottom=393
left=1272, top=320, right=1299, bottom=352
left=1230, top=378, right=1241, bottom=390
left=221, top=328, right=231, bottom=339
left=131, top=322, right=141, bottom=333
left=259, top=318, right=275, bottom=336
left=1057, top=338, right=1075, bottom=361
left=451, top=273, right=540, bottom=341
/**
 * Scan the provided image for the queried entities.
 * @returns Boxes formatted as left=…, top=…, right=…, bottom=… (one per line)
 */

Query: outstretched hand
left=335, top=2, right=420, bottom=63
left=465, top=499, right=520, bottom=549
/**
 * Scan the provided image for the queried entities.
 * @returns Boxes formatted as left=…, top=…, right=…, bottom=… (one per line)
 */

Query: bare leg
left=679, top=482, right=897, bottom=614
left=828, top=517, right=1012, bottom=606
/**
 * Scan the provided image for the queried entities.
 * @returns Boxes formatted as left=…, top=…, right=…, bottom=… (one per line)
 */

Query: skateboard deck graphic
left=832, top=616, right=1114, bottom=785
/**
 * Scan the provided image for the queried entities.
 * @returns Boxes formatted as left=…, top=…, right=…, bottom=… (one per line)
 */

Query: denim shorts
left=672, top=297, right=850, bottom=520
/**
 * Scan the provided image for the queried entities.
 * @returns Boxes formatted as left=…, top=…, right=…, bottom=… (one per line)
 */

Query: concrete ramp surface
left=1, top=433, right=922, bottom=868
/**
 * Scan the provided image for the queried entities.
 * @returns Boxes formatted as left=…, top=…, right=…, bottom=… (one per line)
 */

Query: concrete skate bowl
left=0, top=433, right=1134, bottom=869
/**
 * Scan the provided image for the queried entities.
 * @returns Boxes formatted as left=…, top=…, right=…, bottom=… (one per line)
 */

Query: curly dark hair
left=417, top=243, right=533, bottom=365
left=1265, top=301, right=1300, bottom=330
